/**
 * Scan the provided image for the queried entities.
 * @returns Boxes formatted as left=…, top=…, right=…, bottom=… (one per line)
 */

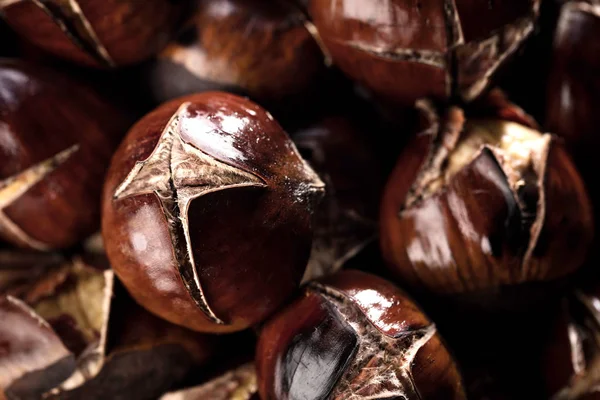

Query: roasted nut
left=256, top=270, right=466, bottom=400
left=308, top=0, right=539, bottom=105
left=146, top=0, right=326, bottom=105
left=544, top=286, right=600, bottom=400
left=380, top=100, right=593, bottom=298
left=0, top=256, right=218, bottom=400
left=0, top=60, right=126, bottom=250
left=102, top=92, right=325, bottom=333
left=0, top=0, right=185, bottom=67
left=292, top=115, right=382, bottom=281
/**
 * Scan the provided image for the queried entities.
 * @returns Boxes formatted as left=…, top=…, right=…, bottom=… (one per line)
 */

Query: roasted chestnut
left=256, top=270, right=466, bottom=400
left=380, top=100, right=593, bottom=298
left=292, top=116, right=382, bottom=281
left=0, top=0, right=185, bottom=67
left=102, top=92, right=325, bottom=333
left=544, top=286, right=600, bottom=399
left=308, top=0, right=539, bottom=105
left=0, top=60, right=126, bottom=250
left=146, top=0, right=325, bottom=105
left=0, top=256, right=217, bottom=400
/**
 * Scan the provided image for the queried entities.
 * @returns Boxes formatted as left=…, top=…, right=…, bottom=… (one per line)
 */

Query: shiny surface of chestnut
left=380, top=102, right=593, bottom=296
left=1, top=0, right=184, bottom=67
left=308, top=0, right=539, bottom=104
left=0, top=60, right=125, bottom=250
left=102, top=92, right=324, bottom=333
left=256, top=270, right=466, bottom=400
left=147, top=0, right=325, bottom=104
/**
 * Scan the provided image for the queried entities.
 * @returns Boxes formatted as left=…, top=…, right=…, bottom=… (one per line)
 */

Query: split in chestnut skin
left=0, top=0, right=185, bottom=67
left=308, top=0, right=539, bottom=105
left=256, top=270, right=466, bottom=400
left=0, top=60, right=126, bottom=250
left=102, top=92, right=325, bottom=333
left=380, top=99, right=593, bottom=300
left=146, top=0, right=326, bottom=105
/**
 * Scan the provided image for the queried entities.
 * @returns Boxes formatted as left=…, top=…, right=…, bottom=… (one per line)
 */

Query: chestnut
left=102, top=92, right=325, bottom=333
left=256, top=270, right=466, bottom=400
left=0, top=0, right=184, bottom=67
left=0, top=256, right=218, bottom=400
left=308, top=0, right=539, bottom=105
left=380, top=100, right=593, bottom=298
left=544, top=286, right=600, bottom=399
left=146, top=0, right=325, bottom=105
left=546, top=1, right=600, bottom=158
left=0, top=60, right=126, bottom=250
left=292, top=116, right=382, bottom=281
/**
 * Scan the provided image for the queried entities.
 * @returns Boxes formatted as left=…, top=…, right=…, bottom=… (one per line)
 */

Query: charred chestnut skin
left=147, top=0, right=325, bottom=104
left=308, top=0, right=538, bottom=105
left=256, top=270, right=466, bottom=400
left=102, top=92, right=324, bottom=333
left=0, top=60, right=125, bottom=250
left=380, top=103, right=593, bottom=297
left=0, top=0, right=184, bottom=68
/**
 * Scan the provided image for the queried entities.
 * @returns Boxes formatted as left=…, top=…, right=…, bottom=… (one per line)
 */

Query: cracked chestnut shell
left=147, top=0, right=325, bottom=105
left=544, top=286, right=600, bottom=400
left=308, top=0, right=539, bottom=105
left=380, top=102, right=593, bottom=298
left=102, top=92, right=325, bottom=333
left=0, top=0, right=184, bottom=68
left=0, top=60, right=125, bottom=250
left=256, top=270, right=466, bottom=400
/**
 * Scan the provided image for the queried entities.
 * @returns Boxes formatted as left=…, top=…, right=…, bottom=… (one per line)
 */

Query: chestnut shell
left=308, top=0, right=539, bottom=104
left=102, top=92, right=324, bottom=333
left=1, top=0, right=184, bottom=67
left=256, top=270, right=466, bottom=400
left=380, top=102, right=593, bottom=297
left=0, top=60, right=125, bottom=250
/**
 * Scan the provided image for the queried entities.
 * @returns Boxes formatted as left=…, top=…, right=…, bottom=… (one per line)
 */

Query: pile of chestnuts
left=1, top=0, right=599, bottom=399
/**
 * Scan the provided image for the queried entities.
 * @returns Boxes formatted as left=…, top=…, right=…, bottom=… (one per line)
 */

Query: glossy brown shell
left=1, top=0, right=184, bottom=67
left=308, top=0, right=537, bottom=104
left=102, top=92, right=324, bottom=333
left=0, top=60, right=125, bottom=250
left=256, top=270, right=465, bottom=400
left=380, top=106, right=593, bottom=295
left=147, top=0, right=325, bottom=103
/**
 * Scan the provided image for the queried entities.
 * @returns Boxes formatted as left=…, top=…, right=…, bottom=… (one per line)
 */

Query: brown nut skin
left=0, top=0, right=185, bottom=68
left=256, top=270, right=466, bottom=400
left=0, top=60, right=126, bottom=250
left=146, top=0, right=325, bottom=105
left=308, top=0, right=539, bottom=105
left=544, top=286, right=600, bottom=400
left=546, top=2, right=600, bottom=157
left=102, top=92, right=325, bottom=333
left=380, top=101, right=593, bottom=298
